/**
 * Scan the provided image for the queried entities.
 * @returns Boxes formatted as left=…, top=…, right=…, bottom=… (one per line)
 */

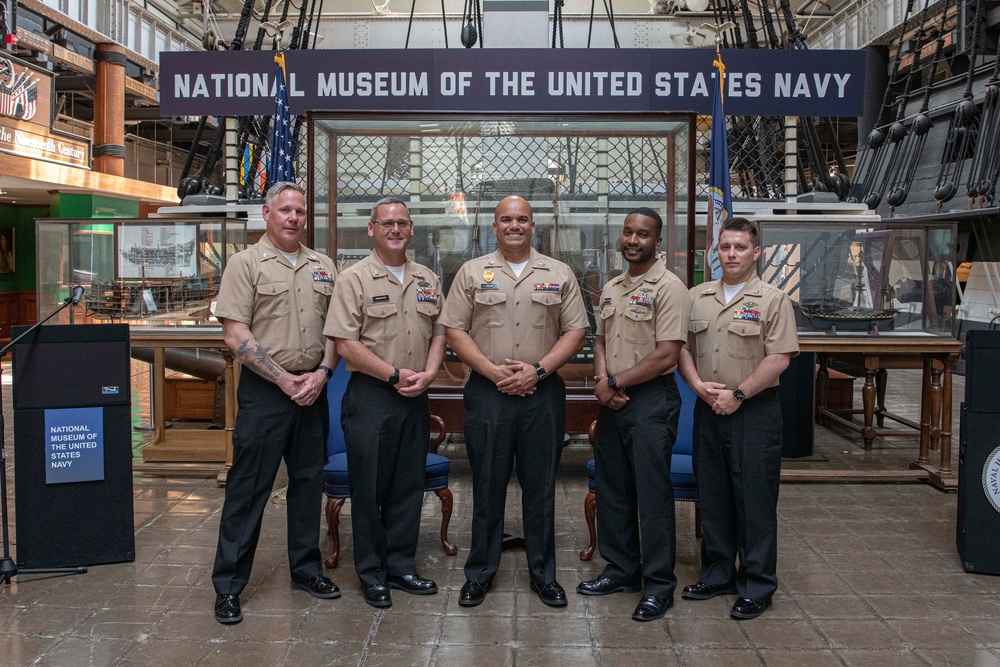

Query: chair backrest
left=326, top=358, right=350, bottom=458
left=673, top=373, right=696, bottom=457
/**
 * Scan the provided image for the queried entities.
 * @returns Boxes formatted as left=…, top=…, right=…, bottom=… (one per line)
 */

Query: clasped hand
left=494, top=359, right=538, bottom=396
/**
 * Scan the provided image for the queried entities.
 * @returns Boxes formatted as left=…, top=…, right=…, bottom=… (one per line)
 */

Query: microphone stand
left=1, top=288, right=89, bottom=585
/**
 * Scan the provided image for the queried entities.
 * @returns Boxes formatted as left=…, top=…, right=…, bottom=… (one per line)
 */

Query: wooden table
left=801, top=334, right=962, bottom=490
left=130, top=326, right=237, bottom=485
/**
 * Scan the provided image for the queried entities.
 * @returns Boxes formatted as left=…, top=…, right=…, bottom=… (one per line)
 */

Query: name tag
left=372, top=294, right=390, bottom=303
left=480, top=283, right=499, bottom=290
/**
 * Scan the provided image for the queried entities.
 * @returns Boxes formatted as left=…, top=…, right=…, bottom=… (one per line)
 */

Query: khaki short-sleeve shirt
left=215, top=235, right=337, bottom=372
left=597, top=261, right=691, bottom=377
left=323, top=252, right=444, bottom=372
left=439, top=248, right=589, bottom=366
left=687, top=274, right=799, bottom=389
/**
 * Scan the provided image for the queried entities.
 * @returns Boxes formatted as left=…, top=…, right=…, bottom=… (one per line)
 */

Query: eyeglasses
left=372, top=219, right=413, bottom=230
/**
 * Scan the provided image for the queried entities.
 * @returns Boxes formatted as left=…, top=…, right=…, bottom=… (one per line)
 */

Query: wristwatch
left=388, top=368, right=400, bottom=385
left=318, top=365, right=334, bottom=380
left=533, top=363, right=547, bottom=381
left=733, top=387, right=746, bottom=402
left=607, top=375, right=618, bottom=390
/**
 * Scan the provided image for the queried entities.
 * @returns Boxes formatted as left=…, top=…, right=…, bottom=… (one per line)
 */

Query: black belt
left=289, top=366, right=319, bottom=376
left=742, top=387, right=777, bottom=403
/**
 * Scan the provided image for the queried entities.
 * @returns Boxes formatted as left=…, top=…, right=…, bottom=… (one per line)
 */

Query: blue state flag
left=267, top=51, right=295, bottom=187
left=706, top=49, right=732, bottom=281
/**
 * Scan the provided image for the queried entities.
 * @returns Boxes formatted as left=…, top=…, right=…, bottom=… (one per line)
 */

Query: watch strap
left=533, top=362, right=547, bottom=380
left=607, top=375, right=617, bottom=390
left=388, top=368, right=400, bottom=385
left=318, top=365, right=333, bottom=380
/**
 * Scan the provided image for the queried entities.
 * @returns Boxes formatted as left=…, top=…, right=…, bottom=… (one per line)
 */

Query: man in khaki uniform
left=325, top=196, right=445, bottom=608
left=678, top=217, right=799, bottom=620
left=577, top=208, right=690, bottom=622
left=440, top=196, right=588, bottom=608
left=212, top=182, right=340, bottom=625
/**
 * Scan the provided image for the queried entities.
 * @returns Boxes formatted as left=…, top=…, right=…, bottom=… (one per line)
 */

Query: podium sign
left=12, top=324, right=135, bottom=569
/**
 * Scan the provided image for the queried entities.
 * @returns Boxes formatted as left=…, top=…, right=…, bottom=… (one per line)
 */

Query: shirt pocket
left=416, top=300, right=440, bottom=339
left=254, top=280, right=290, bottom=321
left=531, top=291, right=563, bottom=329
left=688, top=319, right=709, bottom=358
left=312, top=281, right=334, bottom=318
left=623, top=306, right=654, bottom=344
left=365, top=302, right=399, bottom=341
left=473, top=291, right=507, bottom=329
left=727, top=320, right=762, bottom=360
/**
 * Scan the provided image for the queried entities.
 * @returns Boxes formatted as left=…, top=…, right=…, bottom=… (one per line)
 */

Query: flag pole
left=702, top=22, right=734, bottom=282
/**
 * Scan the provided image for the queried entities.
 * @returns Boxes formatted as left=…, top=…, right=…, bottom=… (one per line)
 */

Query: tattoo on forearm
left=237, top=337, right=282, bottom=381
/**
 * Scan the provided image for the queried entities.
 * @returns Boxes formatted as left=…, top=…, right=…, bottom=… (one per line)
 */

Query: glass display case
left=309, top=113, right=697, bottom=387
left=36, top=215, right=247, bottom=326
left=755, top=215, right=958, bottom=336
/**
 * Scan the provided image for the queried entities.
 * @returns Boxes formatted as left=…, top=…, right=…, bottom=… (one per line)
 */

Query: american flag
left=266, top=51, right=295, bottom=187
left=0, top=70, right=38, bottom=122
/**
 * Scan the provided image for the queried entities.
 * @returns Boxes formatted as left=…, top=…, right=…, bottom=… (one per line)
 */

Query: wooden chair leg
left=324, top=497, right=346, bottom=569
left=434, top=488, right=458, bottom=556
left=580, top=491, right=597, bottom=561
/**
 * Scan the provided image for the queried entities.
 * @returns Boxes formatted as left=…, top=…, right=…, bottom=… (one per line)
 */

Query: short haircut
left=265, top=181, right=305, bottom=205
left=720, top=216, right=759, bottom=247
left=626, top=207, right=663, bottom=236
left=371, top=196, right=409, bottom=221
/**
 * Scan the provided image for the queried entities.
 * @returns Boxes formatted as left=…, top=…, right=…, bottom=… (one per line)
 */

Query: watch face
left=734, top=388, right=746, bottom=401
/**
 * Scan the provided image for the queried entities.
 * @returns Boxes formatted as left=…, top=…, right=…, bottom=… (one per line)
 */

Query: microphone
left=70, top=285, right=85, bottom=306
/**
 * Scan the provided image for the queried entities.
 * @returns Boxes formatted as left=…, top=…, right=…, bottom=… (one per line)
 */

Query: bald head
left=493, top=196, right=535, bottom=262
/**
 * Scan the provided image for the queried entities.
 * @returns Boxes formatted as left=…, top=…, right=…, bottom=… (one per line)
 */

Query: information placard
left=44, top=407, right=105, bottom=484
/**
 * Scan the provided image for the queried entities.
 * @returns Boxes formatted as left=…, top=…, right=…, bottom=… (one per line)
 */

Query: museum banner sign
left=159, top=48, right=867, bottom=117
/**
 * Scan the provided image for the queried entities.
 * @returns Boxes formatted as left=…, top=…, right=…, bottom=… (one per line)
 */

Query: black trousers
left=213, top=369, right=329, bottom=595
left=341, top=373, right=428, bottom=586
left=594, top=374, right=681, bottom=598
left=692, top=389, right=782, bottom=602
left=463, top=371, right=565, bottom=586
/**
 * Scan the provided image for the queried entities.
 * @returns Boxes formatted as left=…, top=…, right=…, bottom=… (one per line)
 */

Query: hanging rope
left=552, top=0, right=565, bottom=48
left=461, top=0, right=483, bottom=48
left=934, top=0, right=986, bottom=210
left=967, top=28, right=1000, bottom=206
left=883, top=0, right=953, bottom=215
left=587, top=0, right=620, bottom=48
left=848, top=0, right=919, bottom=206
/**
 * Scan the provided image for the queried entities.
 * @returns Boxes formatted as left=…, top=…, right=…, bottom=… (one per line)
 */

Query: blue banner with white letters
left=44, top=407, right=105, bottom=484
left=159, top=48, right=867, bottom=118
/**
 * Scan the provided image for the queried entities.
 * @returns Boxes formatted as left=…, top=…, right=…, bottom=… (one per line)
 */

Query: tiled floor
left=3, top=366, right=999, bottom=666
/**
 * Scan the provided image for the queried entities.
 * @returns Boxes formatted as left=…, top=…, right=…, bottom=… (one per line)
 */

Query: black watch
left=607, top=375, right=618, bottom=390
left=733, top=387, right=746, bottom=402
left=318, top=365, right=333, bottom=380
left=388, top=368, right=400, bottom=385
left=533, top=363, right=547, bottom=381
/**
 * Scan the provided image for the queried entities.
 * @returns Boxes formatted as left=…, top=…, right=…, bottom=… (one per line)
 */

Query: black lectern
left=11, top=323, right=135, bottom=569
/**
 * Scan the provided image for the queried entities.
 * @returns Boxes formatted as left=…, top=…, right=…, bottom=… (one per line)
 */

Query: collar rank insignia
left=312, top=269, right=335, bottom=283
left=629, top=294, right=653, bottom=308
left=533, top=283, right=561, bottom=292
left=734, top=305, right=761, bottom=321
left=416, top=289, right=438, bottom=302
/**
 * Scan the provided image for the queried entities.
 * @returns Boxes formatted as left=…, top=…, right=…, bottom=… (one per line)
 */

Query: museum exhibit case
left=308, top=113, right=696, bottom=417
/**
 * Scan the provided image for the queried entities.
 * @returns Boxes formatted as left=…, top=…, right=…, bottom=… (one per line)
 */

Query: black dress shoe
left=631, top=594, right=673, bottom=622
left=576, top=576, right=642, bottom=596
left=530, top=580, right=568, bottom=607
left=291, top=574, right=341, bottom=599
left=214, top=594, right=243, bottom=624
left=730, top=597, right=770, bottom=620
left=681, top=581, right=738, bottom=601
left=386, top=573, right=438, bottom=595
left=362, top=583, right=393, bottom=608
left=458, top=580, right=492, bottom=607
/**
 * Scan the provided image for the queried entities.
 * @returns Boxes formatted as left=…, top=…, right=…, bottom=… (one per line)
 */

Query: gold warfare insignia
left=484, top=269, right=494, bottom=283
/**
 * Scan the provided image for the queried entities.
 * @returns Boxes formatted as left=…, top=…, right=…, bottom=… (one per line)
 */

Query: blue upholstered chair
left=322, top=360, right=457, bottom=569
left=580, top=373, right=699, bottom=560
